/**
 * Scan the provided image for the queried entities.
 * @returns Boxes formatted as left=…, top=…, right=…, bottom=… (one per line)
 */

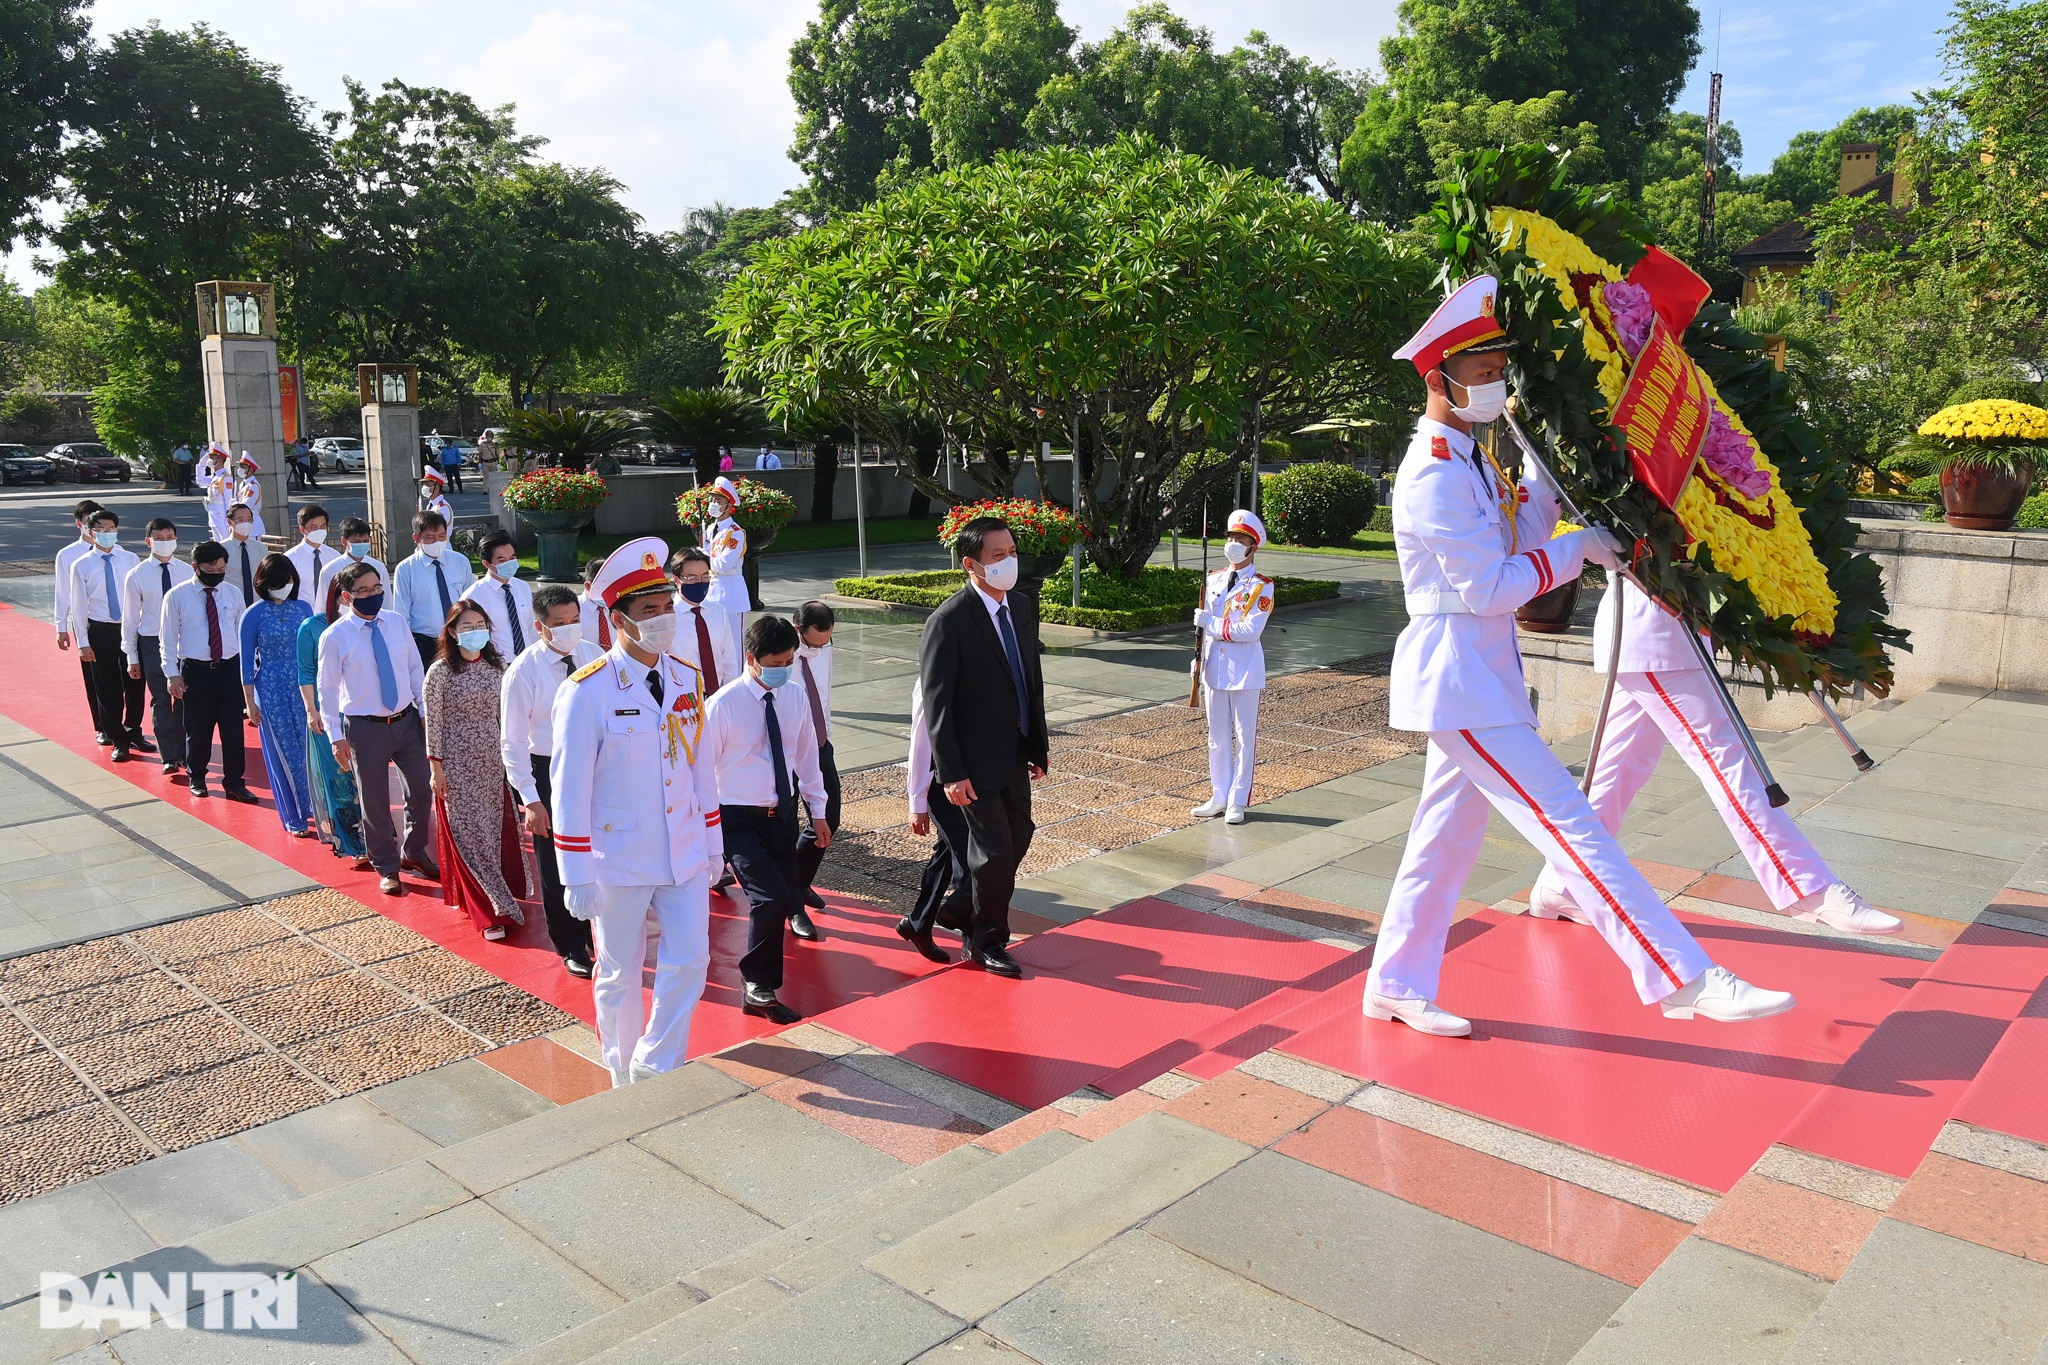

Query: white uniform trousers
left=1534, top=670, right=1834, bottom=910
left=1368, top=724, right=1714, bottom=1006
left=1204, top=685, right=1260, bottom=808
left=588, top=880, right=711, bottom=1077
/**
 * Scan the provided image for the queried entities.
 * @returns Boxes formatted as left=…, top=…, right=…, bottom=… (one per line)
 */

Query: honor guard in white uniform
left=234, top=453, right=266, bottom=540
left=201, top=444, right=233, bottom=541
left=551, top=536, right=721, bottom=1087
left=1367, top=274, right=1794, bottom=1037
left=1529, top=577, right=1901, bottom=935
left=702, top=475, right=748, bottom=665
left=420, top=466, right=454, bottom=524
left=1192, top=508, right=1273, bottom=825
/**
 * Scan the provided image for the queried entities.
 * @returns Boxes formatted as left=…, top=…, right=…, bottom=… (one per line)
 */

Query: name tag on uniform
left=614, top=708, right=641, bottom=716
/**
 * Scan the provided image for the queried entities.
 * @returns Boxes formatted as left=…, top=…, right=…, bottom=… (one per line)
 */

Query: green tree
left=787, top=0, right=958, bottom=215
left=719, top=138, right=1425, bottom=575
left=0, top=280, right=33, bottom=390
left=0, top=0, right=90, bottom=244
left=643, top=386, right=766, bottom=481
left=1639, top=110, right=1745, bottom=187
left=497, top=405, right=641, bottom=472
left=629, top=203, right=796, bottom=398
left=1342, top=88, right=1608, bottom=226
left=16, top=283, right=113, bottom=390
left=1754, top=106, right=1918, bottom=211
left=51, top=24, right=330, bottom=458
left=1227, top=32, right=1373, bottom=202
left=1025, top=6, right=1283, bottom=176
left=916, top=0, right=1076, bottom=168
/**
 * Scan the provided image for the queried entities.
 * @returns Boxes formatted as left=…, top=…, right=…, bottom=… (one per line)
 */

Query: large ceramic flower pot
left=1941, top=464, right=2032, bottom=530
left=1515, top=578, right=1582, bottom=633
left=516, top=508, right=596, bottom=582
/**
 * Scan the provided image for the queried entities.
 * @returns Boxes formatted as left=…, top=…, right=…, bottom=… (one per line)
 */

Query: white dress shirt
left=53, top=538, right=92, bottom=636
left=122, top=553, right=193, bottom=659
left=284, top=539, right=334, bottom=606
left=906, top=680, right=932, bottom=815
left=393, top=548, right=476, bottom=637
left=70, top=547, right=141, bottom=625
left=317, top=609, right=428, bottom=738
left=316, top=552, right=388, bottom=609
left=499, top=636, right=603, bottom=804
left=576, top=592, right=614, bottom=651
left=462, top=572, right=536, bottom=659
left=701, top=672, right=828, bottom=813
left=672, top=596, right=738, bottom=690
left=160, top=577, right=246, bottom=665
left=795, top=640, right=833, bottom=744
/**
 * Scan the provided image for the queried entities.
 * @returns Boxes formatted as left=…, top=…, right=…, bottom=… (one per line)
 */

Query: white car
left=312, top=437, right=366, bottom=472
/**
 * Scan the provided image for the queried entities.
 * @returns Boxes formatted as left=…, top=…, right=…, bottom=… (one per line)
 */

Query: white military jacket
left=1199, top=565, right=1273, bottom=691
left=1592, top=574, right=1708, bottom=674
left=703, top=517, right=747, bottom=615
left=1389, top=417, right=1585, bottom=732
left=549, top=644, right=722, bottom=888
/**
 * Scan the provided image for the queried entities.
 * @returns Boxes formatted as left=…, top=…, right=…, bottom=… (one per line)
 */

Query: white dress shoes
left=1792, top=883, right=1902, bottom=935
left=630, top=1061, right=661, bottom=1084
left=1191, top=799, right=1227, bottom=818
left=1363, top=992, right=1472, bottom=1037
left=1225, top=806, right=1247, bottom=825
left=1527, top=881, right=1597, bottom=925
left=609, top=1067, right=632, bottom=1089
left=1660, top=965, right=1796, bottom=1022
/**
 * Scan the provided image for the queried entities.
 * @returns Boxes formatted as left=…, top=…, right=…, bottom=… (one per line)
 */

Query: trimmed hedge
left=1259, top=462, right=1377, bottom=546
left=835, top=565, right=1339, bottom=631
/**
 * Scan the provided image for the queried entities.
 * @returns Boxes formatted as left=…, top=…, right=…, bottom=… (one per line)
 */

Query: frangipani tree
left=716, top=136, right=1424, bottom=574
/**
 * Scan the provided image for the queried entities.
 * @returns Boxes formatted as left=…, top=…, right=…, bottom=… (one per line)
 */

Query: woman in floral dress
left=239, top=554, right=315, bottom=835
left=298, top=578, right=369, bottom=866
left=425, top=601, right=530, bottom=939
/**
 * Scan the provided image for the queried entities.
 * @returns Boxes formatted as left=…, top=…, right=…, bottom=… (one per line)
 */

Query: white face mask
left=975, top=555, right=1020, bottom=592
left=544, top=622, right=583, bottom=653
left=1223, top=539, right=1251, bottom=565
left=231, top=522, right=252, bottom=539
left=421, top=538, right=447, bottom=558
left=1447, top=376, right=1508, bottom=425
left=265, top=586, right=291, bottom=601
left=151, top=538, right=177, bottom=558
left=304, top=528, right=328, bottom=545
left=628, top=612, right=677, bottom=653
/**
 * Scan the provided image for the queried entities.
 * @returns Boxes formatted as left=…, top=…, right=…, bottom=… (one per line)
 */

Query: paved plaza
left=0, top=529, right=2045, bottom=1363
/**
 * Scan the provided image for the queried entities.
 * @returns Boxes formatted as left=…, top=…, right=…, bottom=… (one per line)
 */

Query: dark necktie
left=204, top=586, right=222, bottom=661
left=311, top=547, right=322, bottom=591
left=646, top=667, right=663, bottom=707
left=995, top=602, right=1029, bottom=735
left=799, top=653, right=826, bottom=740
left=160, top=560, right=171, bottom=599
left=692, top=607, right=720, bottom=693
left=563, top=652, right=577, bottom=675
left=503, top=583, right=526, bottom=653
left=238, top=541, right=254, bottom=603
left=594, top=599, right=610, bottom=648
left=433, top=560, right=451, bottom=616
left=763, top=690, right=791, bottom=810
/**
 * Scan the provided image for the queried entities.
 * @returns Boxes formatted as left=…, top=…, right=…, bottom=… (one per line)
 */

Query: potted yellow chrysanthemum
left=1887, top=381, right=2048, bottom=530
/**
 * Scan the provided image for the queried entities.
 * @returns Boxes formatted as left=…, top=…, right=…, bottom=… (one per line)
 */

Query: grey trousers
left=344, top=707, right=433, bottom=875
left=134, top=635, right=185, bottom=767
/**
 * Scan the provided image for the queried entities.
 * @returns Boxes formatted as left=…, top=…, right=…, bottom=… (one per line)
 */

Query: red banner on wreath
left=1612, top=317, right=1711, bottom=510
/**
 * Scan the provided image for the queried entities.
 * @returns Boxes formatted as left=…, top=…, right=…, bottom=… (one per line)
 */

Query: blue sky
left=5, top=0, right=1956, bottom=285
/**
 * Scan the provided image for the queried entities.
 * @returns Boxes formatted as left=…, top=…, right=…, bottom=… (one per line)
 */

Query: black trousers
left=444, top=463, right=464, bottom=492
left=412, top=633, right=439, bottom=671
left=530, top=756, right=591, bottom=961
left=794, top=739, right=841, bottom=894
left=905, top=785, right=976, bottom=937
left=180, top=659, right=246, bottom=786
left=79, top=656, right=104, bottom=736
left=957, top=753, right=1034, bottom=957
left=135, top=635, right=185, bottom=767
left=723, top=802, right=800, bottom=991
left=85, top=620, right=144, bottom=740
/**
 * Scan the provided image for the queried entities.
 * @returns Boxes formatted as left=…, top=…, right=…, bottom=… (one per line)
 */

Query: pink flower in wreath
left=1702, top=406, right=1771, bottom=499
left=1603, top=281, right=1657, bottom=359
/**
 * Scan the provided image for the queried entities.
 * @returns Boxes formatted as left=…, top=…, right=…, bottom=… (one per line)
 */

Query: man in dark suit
left=917, top=516, right=1050, bottom=977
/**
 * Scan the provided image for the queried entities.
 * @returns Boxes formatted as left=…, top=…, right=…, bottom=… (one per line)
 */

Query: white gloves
left=1575, top=526, right=1627, bottom=572
left=1193, top=608, right=1219, bottom=634
left=564, top=883, right=600, bottom=921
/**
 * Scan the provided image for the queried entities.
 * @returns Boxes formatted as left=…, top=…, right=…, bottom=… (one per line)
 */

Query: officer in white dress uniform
left=702, top=475, right=749, bottom=665
left=419, top=466, right=454, bottom=524
left=234, top=454, right=267, bottom=541
left=551, top=536, right=720, bottom=1087
left=1192, top=508, right=1274, bottom=825
left=1528, top=577, right=1901, bottom=935
left=200, top=445, right=233, bottom=541
left=1366, top=274, right=1795, bottom=1037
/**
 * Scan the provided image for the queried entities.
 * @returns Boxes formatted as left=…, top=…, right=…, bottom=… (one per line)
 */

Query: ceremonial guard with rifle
left=1190, top=509, right=1272, bottom=826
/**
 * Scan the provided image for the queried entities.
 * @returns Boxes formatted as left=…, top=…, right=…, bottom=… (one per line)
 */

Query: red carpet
left=0, top=603, right=948, bottom=1055
left=812, top=897, right=1353, bottom=1109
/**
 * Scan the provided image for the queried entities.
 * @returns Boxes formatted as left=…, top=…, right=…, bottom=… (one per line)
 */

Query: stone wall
left=1852, top=523, right=2048, bottom=697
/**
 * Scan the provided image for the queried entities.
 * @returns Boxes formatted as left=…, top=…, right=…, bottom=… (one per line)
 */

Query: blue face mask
left=93, top=530, right=119, bottom=549
left=757, top=664, right=792, bottom=689
left=353, top=592, right=384, bottom=618
left=456, top=628, right=492, bottom=653
left=346, top=541, right=370, bottom=560
left=492, top=559, right=519, bottom=581
left=677, top=580, right=710, bottom=604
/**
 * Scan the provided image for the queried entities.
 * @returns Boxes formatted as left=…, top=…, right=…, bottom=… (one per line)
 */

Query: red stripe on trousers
left=1459, top=729, right=1683, bottom=987
left=1644, top=671, right=1806, bottom=900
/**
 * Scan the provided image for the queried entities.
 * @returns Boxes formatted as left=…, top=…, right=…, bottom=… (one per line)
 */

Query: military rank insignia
left=1430, top=435, right=1451, bottom=460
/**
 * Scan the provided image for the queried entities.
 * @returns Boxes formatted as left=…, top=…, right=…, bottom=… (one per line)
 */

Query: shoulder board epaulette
left=570, top=656, right=611, bottom=683
left=1430, top=435, right=1451, bottom=460
left=1255, top=572, right=1274, bottom=586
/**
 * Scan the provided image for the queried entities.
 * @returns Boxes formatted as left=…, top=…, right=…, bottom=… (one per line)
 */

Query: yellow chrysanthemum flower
left=1920, top=399, right=2048, bottom=442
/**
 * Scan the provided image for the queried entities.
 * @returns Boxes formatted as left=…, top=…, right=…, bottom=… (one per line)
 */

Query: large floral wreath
left=1431, top=147, right=1905, bottom=696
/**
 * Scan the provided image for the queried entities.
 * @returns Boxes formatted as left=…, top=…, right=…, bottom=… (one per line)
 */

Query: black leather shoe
left=935, top=911, right=970, bottom=937
left=111, top=747, right=131, bottom=763
left=161, top=762, right=183, bottom=778
left=563, top=956, right=594, bottom=979
left=968, top=949, right=1023, bottom=978
left=802, top=887, right=826, bottom=910
left=788, top=907, right=822, bottom=941
left=127, top=733, right=157, bottom=755
left=222, top=785, right=260, bottom=805
left=895, top=918, right=952, bottom=964
left=189, top=782, right=209, bottom=798
left=741, top=986, right=801, bottom=1024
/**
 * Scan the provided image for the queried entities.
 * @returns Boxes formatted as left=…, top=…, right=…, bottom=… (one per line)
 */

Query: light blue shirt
left=392, top=548, right=476, bottom=637
left=317, top=609, right=427, bottom=737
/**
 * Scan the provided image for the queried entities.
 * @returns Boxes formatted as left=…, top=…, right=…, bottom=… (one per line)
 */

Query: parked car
left=311, top=436, right=366, bottom=472
left=0, top=444, right=58, bottom=485
left=45, top=443, right=132, bottom=483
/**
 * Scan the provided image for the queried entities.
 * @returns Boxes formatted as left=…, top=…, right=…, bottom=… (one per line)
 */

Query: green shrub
left=1167, top=449, right=1239, bottom=536
left=1904, top=474, right=1942, bottom=502
left=1944, top=375, right=2043, bottom=408
left=2016, top=493, right=2048, bottom=530
left=0, top=389, right=59, bottom=435
left=1368, top=505, right=1393, bottom=533
left=833, top=564, right=1339, bottom=629
left=1259, top=462, right=1376, bottom=546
